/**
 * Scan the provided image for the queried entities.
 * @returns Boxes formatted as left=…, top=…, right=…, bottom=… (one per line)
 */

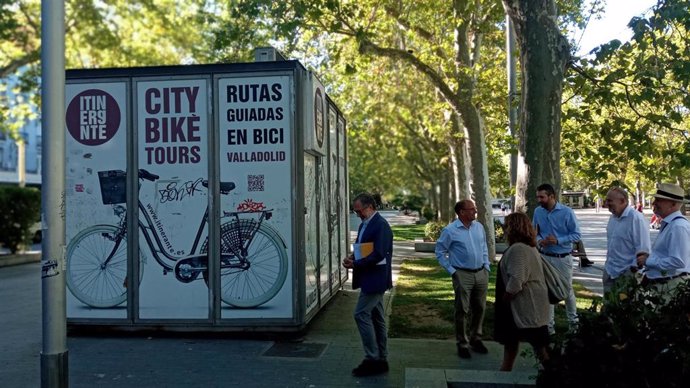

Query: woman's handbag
left=541, top=255, right=569, bottom=304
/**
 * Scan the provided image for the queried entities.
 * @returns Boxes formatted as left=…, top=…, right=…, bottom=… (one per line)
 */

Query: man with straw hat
left=636, top=183, right=690, bottom=293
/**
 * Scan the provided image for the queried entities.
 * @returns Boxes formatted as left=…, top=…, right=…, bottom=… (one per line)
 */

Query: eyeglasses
left=460, top=207, right=477, bottom=212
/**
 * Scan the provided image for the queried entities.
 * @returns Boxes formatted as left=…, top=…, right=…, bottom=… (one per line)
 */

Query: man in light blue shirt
left=435, top=199, right=490, bottom=359
left=532, top=183, right=581, bottom=334
left=637, top=183, right=690, bottom=295
left=604, top=187, right=651, bottom=293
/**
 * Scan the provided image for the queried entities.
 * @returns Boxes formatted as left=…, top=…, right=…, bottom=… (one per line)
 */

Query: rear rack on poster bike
left=65, top=169, right=288, bottom=309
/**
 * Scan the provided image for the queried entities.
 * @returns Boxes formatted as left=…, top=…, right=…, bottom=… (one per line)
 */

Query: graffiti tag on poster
left=158, top=177, right=205, bottom=203
left=236, top=198, right=266, bottom=212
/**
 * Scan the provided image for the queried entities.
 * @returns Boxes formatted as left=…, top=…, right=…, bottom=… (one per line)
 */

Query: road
left=0, top=262, right=41, bottom=386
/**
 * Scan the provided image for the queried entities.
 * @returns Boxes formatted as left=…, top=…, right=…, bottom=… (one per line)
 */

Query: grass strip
left=390, top=257, right=600, bottom=339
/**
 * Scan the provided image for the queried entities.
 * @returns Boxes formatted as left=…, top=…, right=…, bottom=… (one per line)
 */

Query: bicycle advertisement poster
left=217, top=74, right=293, bottom=319
left=65, top=81, right=128, bottom=319
left=135, top=78, right=210, bottom=319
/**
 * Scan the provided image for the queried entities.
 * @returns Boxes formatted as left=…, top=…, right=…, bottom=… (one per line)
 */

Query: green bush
left=391, top=192, right=426, bottom=214
left=494, top=219, right=505, bottom=242
left=538, top=277, right=690, bottom=387
left=424, top=221, right=445, bottom=241
left=0, top=186, right=41, bottom=253
left=421, top=206, right=435, bottom=221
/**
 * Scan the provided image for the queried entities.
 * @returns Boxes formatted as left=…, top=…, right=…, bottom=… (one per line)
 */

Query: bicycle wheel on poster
left=66, top=224, right=144, bottom=308
left=202, top=220, right=288, bottom=308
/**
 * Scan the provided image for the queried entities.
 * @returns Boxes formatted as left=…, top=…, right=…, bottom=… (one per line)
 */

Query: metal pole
left=506, top=14, right=518, bottom=208
left=40, top=0, right=68, bottom=387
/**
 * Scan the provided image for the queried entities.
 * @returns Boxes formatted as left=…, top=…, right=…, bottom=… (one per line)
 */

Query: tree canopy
left=562, top=0, right=690, bottom=196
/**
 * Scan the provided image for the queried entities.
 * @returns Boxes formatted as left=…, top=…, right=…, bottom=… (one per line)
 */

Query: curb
left=0, top=253, right=41, bottom=268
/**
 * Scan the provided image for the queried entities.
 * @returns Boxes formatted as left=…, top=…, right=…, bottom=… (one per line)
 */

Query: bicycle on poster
left=66, top=168, right=288, bottom=309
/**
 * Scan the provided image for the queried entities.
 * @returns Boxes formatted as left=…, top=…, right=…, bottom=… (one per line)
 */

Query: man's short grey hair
left=608, top=187, right=628, bottom=203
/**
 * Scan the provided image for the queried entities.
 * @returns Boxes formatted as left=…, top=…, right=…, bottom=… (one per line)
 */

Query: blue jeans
left=354, top=291, right=387, bottom=361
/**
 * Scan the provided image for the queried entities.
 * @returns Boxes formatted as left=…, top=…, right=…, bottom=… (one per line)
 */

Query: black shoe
left=470, top=339, right=488, bottom=354
left=352, top=359, right=386, bottom=377
left=377, top=360, right=389, bottom=373
left=457, top=345, right=471, bottom=359
left=580, top=258, right=594, bottom=267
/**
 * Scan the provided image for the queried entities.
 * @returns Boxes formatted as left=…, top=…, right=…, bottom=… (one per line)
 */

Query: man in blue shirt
left=532, top=183, right=581, bottom=334
left=636, top=183, right=690, bottom=296
left=603, top=187, right=651, bottom=294
left=435, top=199, right=490, bottom=359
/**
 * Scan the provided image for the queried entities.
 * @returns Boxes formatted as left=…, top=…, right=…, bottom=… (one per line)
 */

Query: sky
left=572, top=0, right=657, bottom=55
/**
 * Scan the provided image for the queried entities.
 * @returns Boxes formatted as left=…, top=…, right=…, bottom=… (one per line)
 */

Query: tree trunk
left=449, top=112, right=471, bottom=202
left=452, top=0, right=495, bottom=260
left=459, top=135, right=471, bottom=200
left=455, top=97, right=496, bottom=260
left=503, top=0, right=570, bottom=216
left=440, top=168, right=451, bottom=221
left=448, top=138, right=461, bottom=202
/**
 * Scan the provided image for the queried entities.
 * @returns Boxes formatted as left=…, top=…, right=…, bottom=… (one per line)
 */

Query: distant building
left=0, top=72, right=42, bottom=186
left=561, top=191, right=586, bottom=209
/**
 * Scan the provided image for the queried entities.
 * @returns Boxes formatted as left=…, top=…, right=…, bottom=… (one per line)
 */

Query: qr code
left=248, top=174, right=265, bottom=192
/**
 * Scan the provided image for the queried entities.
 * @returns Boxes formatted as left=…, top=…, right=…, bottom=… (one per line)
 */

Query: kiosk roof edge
left=66, top=60, right=305, bottom=79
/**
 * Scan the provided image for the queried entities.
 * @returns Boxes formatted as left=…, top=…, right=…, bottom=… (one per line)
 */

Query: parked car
left=491, top=198, right=511, bottom=210
left=29, top=221, right=42, bottom=244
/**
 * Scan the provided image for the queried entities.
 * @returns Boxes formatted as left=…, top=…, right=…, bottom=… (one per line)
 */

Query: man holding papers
left=342, top=193, right=393, bottom=377
left=435, top=199, right=490, bottom=359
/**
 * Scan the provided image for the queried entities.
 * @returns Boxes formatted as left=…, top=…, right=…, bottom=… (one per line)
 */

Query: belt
left=453, top=266, right=485, bottom=273
left=541, top=252, right=570, bottom=258
left=643, top=273, right=689, bottom=285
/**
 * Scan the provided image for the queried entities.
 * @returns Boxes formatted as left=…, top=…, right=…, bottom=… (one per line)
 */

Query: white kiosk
left=64, top=51, right=349, bottom=331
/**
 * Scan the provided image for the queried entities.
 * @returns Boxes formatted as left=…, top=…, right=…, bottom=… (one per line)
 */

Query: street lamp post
left=40, top=0, right=67, bottom=387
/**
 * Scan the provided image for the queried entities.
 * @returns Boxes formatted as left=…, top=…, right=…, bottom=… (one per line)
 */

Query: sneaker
left=352, top=359, right=386, bottom=377
left=457, top=345, right=471, bottom=359
left=470, top=339, right=488, bottom=354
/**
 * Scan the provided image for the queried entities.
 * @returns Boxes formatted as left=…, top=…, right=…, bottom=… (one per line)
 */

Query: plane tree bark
left=502, top=0, right=571, bottom=215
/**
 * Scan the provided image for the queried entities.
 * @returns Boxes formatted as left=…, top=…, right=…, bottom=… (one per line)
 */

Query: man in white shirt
left=636, top=183, right=690, bottom=294
left=603, top=187, right=651, bottom=294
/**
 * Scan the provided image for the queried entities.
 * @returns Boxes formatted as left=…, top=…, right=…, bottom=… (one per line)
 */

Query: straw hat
left=652, top=183, right=687, bottom=203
